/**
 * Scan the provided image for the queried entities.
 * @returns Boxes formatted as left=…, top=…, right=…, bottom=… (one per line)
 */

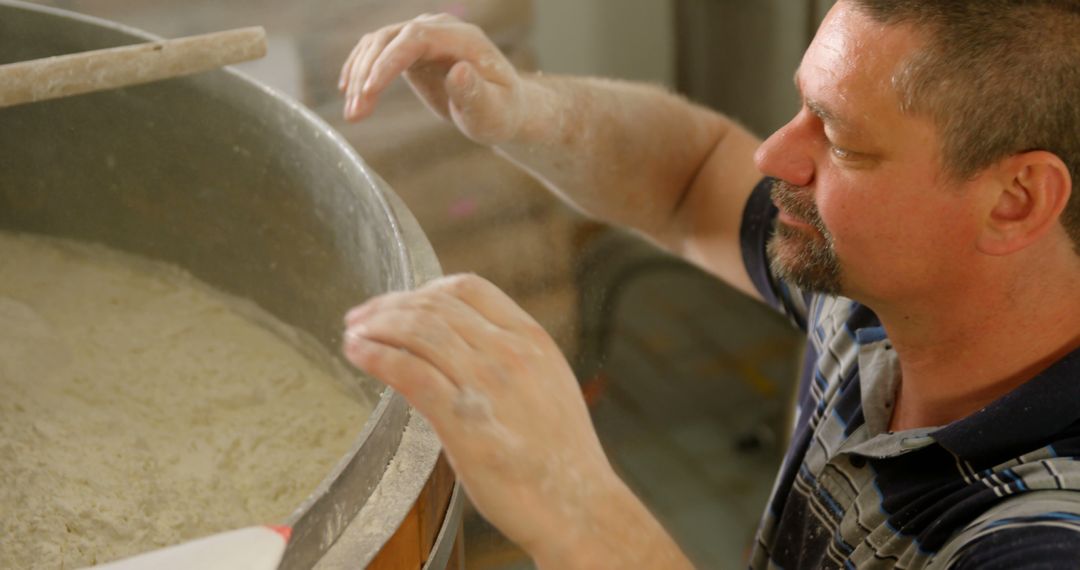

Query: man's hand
left=338, top=13, right=527, bottom=145
left=341, top=275, right=622, bottom=564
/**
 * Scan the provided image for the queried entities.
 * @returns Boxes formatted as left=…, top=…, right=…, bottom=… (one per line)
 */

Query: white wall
left=532, top=0, right=676, bottom=88
left=529, top=0, right=832, bottom=135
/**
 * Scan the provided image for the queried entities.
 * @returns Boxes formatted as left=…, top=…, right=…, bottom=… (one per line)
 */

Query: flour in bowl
left=0, top=231, right=373, bottom=568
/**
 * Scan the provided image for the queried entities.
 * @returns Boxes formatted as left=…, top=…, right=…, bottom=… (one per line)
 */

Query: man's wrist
left=526, top=470, right=692, bottom=570
left=526, top=469, right=625, bottom=569
left=506, top=74, right=570, bottom=146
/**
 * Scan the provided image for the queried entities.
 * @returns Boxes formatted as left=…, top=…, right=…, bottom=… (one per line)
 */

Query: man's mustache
left=770, top=179, right=824, bottom=229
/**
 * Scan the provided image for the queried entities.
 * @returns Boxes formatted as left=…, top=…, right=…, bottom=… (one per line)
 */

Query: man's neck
left=871, top=253, right=1080, bottom=433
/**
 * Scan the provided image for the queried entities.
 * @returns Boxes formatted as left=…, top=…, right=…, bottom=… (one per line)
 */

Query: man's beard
left=766, top=179, right=843, bottom=295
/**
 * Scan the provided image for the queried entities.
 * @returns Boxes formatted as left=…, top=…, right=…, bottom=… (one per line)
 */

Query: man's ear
left=976, top=151, right=1072, bottom=256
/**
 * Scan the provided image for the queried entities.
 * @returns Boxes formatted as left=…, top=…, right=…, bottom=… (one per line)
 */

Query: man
left=339, top=0, right=1080, bottom=567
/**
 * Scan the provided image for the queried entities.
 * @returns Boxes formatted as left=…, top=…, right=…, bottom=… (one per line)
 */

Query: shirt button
left=849, top=455, right=867, bottom=468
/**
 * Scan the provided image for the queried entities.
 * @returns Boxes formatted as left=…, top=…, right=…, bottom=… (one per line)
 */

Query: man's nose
left=754, top=117, right=815, bottom=188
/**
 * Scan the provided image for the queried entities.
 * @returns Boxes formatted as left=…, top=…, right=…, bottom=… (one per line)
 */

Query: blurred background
left=26, top=0, right=835, bottom=567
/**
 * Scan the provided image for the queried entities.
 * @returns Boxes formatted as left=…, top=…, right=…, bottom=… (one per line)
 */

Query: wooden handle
left=0, top=26, right=267, bottom=109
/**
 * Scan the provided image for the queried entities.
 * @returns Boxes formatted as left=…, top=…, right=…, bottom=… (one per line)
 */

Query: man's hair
left=848, top=0, right=1080, bottom=252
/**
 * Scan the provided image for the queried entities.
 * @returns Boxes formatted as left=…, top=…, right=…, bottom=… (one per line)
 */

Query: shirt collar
left=847, top=304, right=1080, bottom=465
left=933, top=346, right=1080, bottom=465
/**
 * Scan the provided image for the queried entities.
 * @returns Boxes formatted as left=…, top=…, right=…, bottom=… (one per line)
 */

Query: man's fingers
left=341, top=15, right=518, bottom=128
left=343, top=327, right=458, bottom=414
left=346, top=276, right=544, bottom=339
left=346, top=34, right=375, bottom=103
left=424, top=275, right=541, bottom=334
left=360, top=27, right=435, bottom=111
left=338, top=37, right=367, bottom=92
left=346, top=26, right=406, bottom=120
left=347, top=304, right=480, bottom=387
left=362, top=21, right=490, bottom=109
left=415, top=12, right=456, bottom=23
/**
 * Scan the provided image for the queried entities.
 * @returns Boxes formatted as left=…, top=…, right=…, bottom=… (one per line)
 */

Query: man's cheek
left=814, top=192, right=853, bottom=240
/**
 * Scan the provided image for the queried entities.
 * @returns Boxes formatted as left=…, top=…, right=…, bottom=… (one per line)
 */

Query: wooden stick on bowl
left=0, top=26, right=267, bottom=109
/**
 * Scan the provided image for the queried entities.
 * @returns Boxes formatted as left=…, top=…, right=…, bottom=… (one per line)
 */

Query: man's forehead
left=802, top=4, right=887, bottom=93
left=796, top=2, right=923, bottom=128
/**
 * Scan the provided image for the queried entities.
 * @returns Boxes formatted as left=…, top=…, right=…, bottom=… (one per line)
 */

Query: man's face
left=755, top=1, right=985, bottom=305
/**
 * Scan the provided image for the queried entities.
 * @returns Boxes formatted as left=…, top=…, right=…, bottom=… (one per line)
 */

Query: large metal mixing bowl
left=0, top=2, right=460, bottom=568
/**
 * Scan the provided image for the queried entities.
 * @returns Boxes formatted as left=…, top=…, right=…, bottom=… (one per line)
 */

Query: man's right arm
left=341, top=13, right=766, bottom=301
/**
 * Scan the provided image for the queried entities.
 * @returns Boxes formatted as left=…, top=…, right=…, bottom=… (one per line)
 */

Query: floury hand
left=338, top=13, right=529, bottom=146
left=340, top=275, right=632, bottom=567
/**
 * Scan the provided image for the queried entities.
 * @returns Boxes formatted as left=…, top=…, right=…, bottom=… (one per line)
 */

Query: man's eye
left=829, top=143, right=854, bottom=160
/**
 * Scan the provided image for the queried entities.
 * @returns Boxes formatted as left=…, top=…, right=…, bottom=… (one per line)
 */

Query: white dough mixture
left=0, top=231, right=373, bottom=568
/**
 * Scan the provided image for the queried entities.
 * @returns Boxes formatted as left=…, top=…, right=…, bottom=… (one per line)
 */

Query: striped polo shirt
left=739, top=178, right=1080, bottom=569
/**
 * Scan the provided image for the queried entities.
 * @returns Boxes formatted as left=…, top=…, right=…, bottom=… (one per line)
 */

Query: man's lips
left=775, top=205, right=817, bottom=230
left=770, top=179, right=824, bottom=234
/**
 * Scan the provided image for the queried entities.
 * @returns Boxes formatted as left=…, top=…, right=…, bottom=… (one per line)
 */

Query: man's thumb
left=446, top=61, right=483, bottom=106
left=446, top=61, right=513, bottom=143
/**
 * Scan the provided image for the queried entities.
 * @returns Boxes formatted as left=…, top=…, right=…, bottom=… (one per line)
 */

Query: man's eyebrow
left=806, top=99, right=845, bottom=128
left=793, top=71, right=853, bottom=132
